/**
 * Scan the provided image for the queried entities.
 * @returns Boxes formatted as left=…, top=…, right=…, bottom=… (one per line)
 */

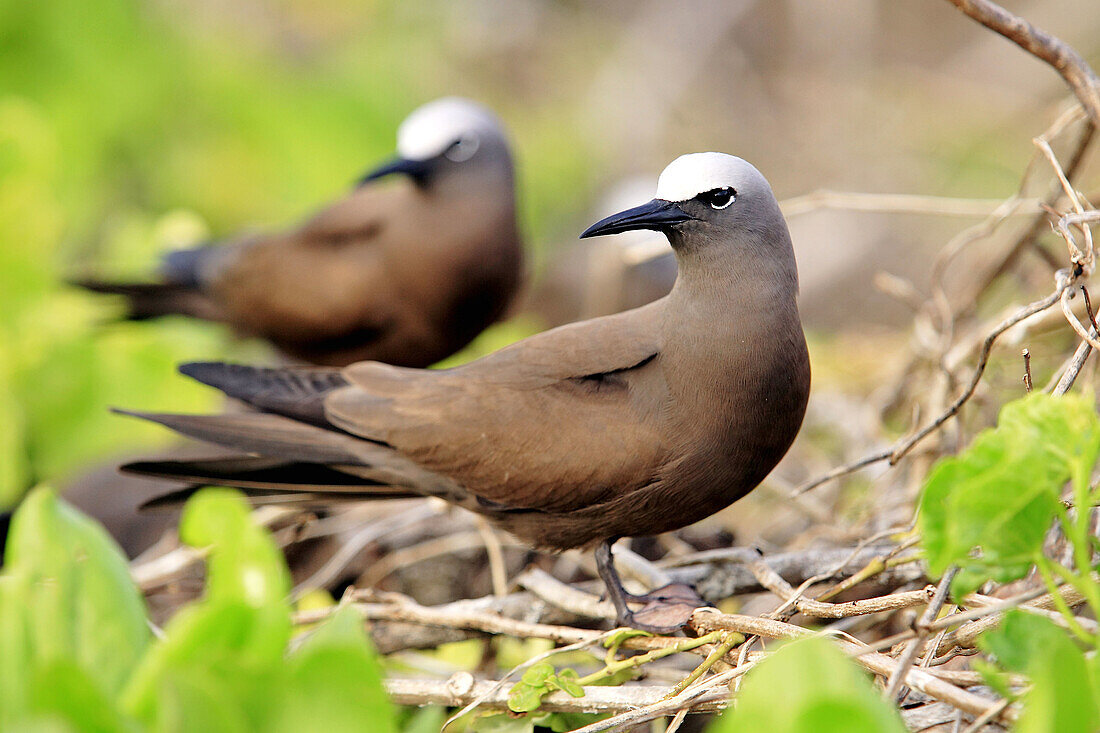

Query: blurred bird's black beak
left=579, top=199, right=695, bottom=239
left=358, top=156, right=435, bottom=186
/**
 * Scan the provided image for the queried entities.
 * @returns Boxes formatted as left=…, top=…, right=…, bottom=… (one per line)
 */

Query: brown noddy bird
left=77, top=98, right=523, bottom=368
left=116, top=153, right=811, bottom=631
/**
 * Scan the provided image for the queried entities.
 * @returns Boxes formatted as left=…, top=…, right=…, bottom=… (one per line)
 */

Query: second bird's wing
left=202, top=187, right=405, bottom=363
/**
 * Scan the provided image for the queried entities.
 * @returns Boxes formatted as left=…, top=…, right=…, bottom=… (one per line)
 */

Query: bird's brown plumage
left=78, top=98, right=523, bottom=368
left=119, top=154, right=810, bottom=559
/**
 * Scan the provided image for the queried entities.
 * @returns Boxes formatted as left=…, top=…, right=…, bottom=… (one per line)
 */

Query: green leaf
left=122, top=489, right=292, bottom=726
left=977, top=609, right=1073, bottom=673
left=145, top=669, right=251, bottom=733
left=178, top=488, right=291, bottom=607
left=0, top=487, right=149, bottom=704
left=547, top=668, right=584, bottom=698
left=28, top=660, right=131, bottom=733
left=707, top=637, right=906, bottom=733
left=520, top=662, right=554, bottom=686
left=1018, top=636, right=1099, bottom=733
left=979, top=611, right=1100, bottom=733
left=271, top=606, right=396, bottom=733
left=507, top=682, right=548, bottom=714
left=918, top=393, right=1100, bottom=597
left=0, top=367, right=29, bottom=509
left=120, top=602, right=288, bottom=726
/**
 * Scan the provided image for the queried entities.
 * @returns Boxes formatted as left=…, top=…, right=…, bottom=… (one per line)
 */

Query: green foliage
left=0, top=0, right=575, bottom=509
left=506, top=662, right=584, bottom=713
left=918, top=392, right=1100, bottom=597
left=980, top=611, right=1100, bottom=733
left=920, top=392, right=1100, bottom=731
left=0, top=487, right=150, bottom=716
left=0, top=487, right=396, bottom=732
left=707, top=637, right=905, bottom=733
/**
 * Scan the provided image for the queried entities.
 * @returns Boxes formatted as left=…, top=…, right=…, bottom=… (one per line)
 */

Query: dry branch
left=796, top=275, right=1075, bottom=494
left=688, top=609, right=1016, bottom=724
left=946, top=0, right=1100, bottom=124
left=384, top=676, right=726, bottom=715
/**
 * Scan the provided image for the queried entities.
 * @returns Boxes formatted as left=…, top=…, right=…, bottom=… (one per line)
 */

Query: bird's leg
left=594, top=539, right=704, bottom=634
left=595, top=539, right=641, bottom=624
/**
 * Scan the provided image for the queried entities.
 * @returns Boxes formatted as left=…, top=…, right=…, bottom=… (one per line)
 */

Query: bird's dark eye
left=444, top=134, right=479, bottom=162
left=698, top=187, right=736, bottom=210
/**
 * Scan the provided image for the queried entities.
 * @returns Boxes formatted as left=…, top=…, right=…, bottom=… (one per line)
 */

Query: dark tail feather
left=72, top=279, right=219, bottom=321
left=122, top=455, right=420, bottom=510
left=114, top=407, right=468, bottom=501
left=139, top=488, right=384, bottom=512
left=122, top=455, right=407, bottom=492
left=178, top=362, right=347, bottom=426
left=112, top=409, right=371, bottom=465
left=161, top=246, right=213, bottom=288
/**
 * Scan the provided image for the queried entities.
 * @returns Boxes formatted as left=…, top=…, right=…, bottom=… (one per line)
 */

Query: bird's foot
left=617, top=583, right=706, bottom=634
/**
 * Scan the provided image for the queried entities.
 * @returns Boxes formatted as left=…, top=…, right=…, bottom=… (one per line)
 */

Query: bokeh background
left=3, top=0, right=1100, bottom=537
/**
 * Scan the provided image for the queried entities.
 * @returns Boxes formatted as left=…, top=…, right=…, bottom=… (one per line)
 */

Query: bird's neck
left=430, top=162, right=515, bottom=203
left=666, top=245, right=799, bottom=326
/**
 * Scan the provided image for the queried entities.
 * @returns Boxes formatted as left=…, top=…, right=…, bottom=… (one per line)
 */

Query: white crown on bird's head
left=397, top=97, right=505, bottom=162
left=655, top=152, right=771, bottom=203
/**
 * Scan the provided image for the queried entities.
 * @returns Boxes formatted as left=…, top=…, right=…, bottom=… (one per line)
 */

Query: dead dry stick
left=965, top=116, right=1094, bottom=302
left=948, top=582, right=1089, bottom=647
left=882, top=567, right=958, bottom=702
left=797, top=277, right=1074, bottom=494
left=566, top=681, right=731, bottom=733
left=1036, top=138, right=1095, bottom=272
left=475, top=516, right=509, bottom=598
left=385, top=676, right=727, bottom=716
left=297, top=597, right=597, bottom=644
left=516, top=567, right=617, bottom=619
left=946, top=0, right=1100, bottom=125
left=960, top=697, right=1015, bottom=733
left=1053, top=285, right=1100, bottom=394
left=1050, top=337, right=1093, bottom=395
left=689, top=609, right=1015, bottom=723
left=746, top=558, right=934, bottom=619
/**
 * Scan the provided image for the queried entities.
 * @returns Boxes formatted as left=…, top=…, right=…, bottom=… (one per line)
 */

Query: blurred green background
left=0, top=0, right=598, bottom=505
left=3, top=0, right=1099, bottom=510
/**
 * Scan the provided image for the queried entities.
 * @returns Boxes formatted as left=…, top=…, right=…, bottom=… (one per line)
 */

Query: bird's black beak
left=358, top=156, right=435, bottom=187
left=579, top=199, right=695, bottom=239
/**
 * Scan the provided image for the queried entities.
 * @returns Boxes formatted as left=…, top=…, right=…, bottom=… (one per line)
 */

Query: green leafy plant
left=919, top=392, right=1100, bottom=598
left=506, top=662, right=585, bottom=713
left=979, top=610, right=1100, bottom=733
left=918, top=392, right=1100, bottom=731
left=0, top=486, right=396, bottom=732
left=707, top=636, right=906, bottom=733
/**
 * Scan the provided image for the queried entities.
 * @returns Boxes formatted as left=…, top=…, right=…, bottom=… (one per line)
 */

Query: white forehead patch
left=654, top=152, right=763, bottom=202
left=396, top=97, right=502, bottom=161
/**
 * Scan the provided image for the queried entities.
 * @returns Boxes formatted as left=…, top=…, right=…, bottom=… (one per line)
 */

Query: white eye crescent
left=444, top=134, right=480, bottom=162
left=699, top=187, right=736, bottom=209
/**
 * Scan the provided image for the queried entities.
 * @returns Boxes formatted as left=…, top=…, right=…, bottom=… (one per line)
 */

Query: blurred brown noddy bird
left=78, top=98, right=523, bottom=367
left=118, top=153, right=810, bottom=631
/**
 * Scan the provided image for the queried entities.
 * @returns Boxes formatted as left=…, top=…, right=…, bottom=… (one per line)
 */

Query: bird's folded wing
left=294, top=184, right=395, bottom=246
left=208, top=233, right=397, bottom=346
left=328, top=304, right=669, bottom=513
